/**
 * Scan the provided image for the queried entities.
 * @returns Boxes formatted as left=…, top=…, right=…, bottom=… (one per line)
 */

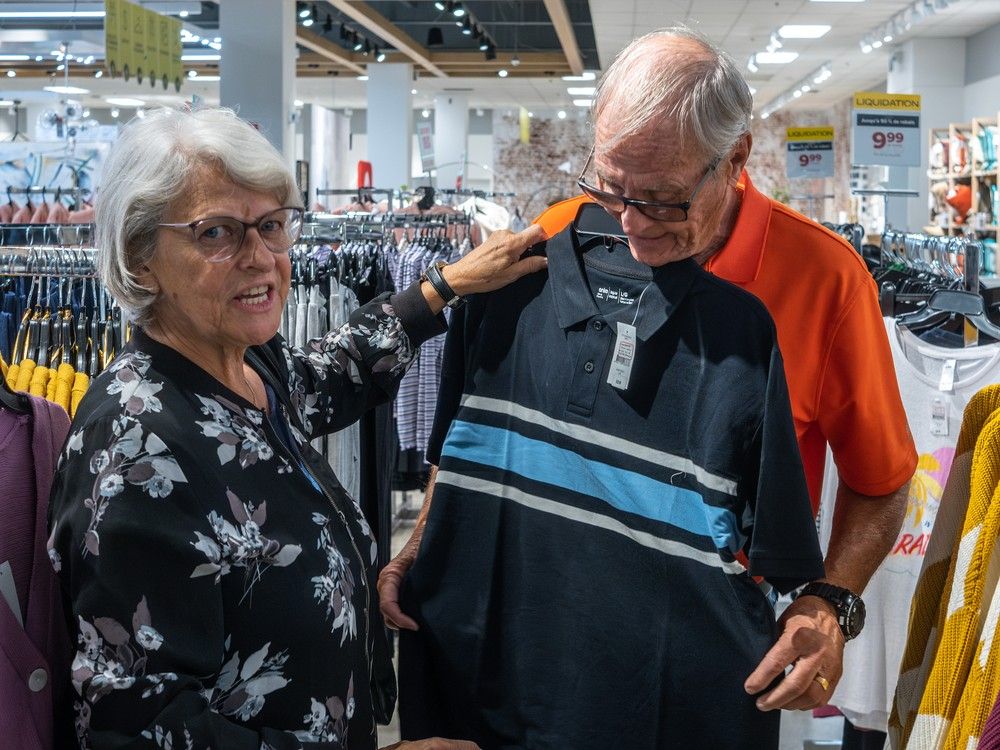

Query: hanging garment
left=0, top=392, right=72, bottom=749
left=820, top=321, right=1000, bottom=733
left=891, top=388, right=1000, bottom=749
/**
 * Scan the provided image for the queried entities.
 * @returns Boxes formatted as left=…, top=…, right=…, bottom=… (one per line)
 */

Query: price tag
left=939, top=358, right=957, bottom=392
left=930, top=398, right=949, bottom=437
left=786, top=127, right=834, bottom=179
left=607, top=322, right=637, bottom=391
left=852, top=91, right=921, bottom=167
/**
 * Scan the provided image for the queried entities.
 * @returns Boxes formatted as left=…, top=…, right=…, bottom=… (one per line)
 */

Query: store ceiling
left=0, top=0, right=997, bottom=115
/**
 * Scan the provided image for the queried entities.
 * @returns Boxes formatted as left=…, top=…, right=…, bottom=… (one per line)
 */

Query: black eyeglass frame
left=158, top=206, right=305, bottom=263
left=576, top=147, right=722, bottom=222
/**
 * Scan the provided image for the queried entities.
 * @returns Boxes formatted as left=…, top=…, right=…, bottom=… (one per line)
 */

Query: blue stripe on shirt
left=440, top=420, right=744, bottom=552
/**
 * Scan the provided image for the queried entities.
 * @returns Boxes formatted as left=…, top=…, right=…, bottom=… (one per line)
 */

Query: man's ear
left=726, top=131, right=753, bottom=185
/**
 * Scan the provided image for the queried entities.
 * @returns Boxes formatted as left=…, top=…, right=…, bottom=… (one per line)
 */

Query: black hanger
left=896, top=289, right=1000, bottom=340
left=0, top=378, right=28, bottom=413
left=571, top=201, right=628, bottom=242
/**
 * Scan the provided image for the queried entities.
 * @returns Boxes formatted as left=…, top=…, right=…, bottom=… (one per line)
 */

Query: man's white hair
left=593, top=27, right=753, bottom=161
left=95, top=106, right=302, bottom=326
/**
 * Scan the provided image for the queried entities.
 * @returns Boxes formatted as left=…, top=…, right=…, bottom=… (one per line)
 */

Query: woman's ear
left=134, top=263, right=160, bottom=296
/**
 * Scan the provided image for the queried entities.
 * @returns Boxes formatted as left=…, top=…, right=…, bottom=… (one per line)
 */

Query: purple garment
left=0, top=394, right=72, bottom=750
left=982, top=692, right=1000, bottom=749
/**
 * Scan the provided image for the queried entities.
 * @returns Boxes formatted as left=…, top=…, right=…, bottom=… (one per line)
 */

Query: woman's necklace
left=241, top=368, right=264, bottom=411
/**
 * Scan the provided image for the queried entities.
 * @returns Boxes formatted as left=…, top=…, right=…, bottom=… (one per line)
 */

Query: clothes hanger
left=0, top=377, right=28, bottom=412
left=896, top=288, right=1000, bottom=340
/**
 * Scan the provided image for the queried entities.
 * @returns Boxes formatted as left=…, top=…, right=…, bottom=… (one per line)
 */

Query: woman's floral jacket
left=48, top=284, right=445, bottom=749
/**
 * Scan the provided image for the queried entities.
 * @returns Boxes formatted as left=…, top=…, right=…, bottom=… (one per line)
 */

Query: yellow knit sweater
left=891, top=385, right=1000, bottom=749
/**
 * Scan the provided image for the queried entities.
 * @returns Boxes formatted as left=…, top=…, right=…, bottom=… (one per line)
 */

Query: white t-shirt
left=818, top=318, right=1000, bottom=731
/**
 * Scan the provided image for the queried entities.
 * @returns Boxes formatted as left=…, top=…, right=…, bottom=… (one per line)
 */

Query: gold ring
left=814, top=674, right=830, bottom=691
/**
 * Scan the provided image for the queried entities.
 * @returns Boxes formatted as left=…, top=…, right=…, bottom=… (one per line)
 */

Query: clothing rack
left=0, top=223, right=94, bottom=247
left=1, top=245, right=97, bottom=277
left=432, top=188, right=517, bottom=199
left=314, top=187, right=396, bottom=211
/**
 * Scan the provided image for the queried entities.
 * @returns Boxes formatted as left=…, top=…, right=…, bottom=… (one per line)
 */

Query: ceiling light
left=557, top=110, right=567, bottom=119
left=479, top=38, right=490, bottom=51
left=34, top=56, right=43, bottom=62
left=427, top=27, right=444, bottom=47
left=511, top=55, right=520, bottom=67
left=883, top=34, right=893, bottom=42
left=376, top=49, right=386, bottom=62
left=498, top=69, right=508, bottom=78
left=761, top=112, right=770, bottom=119
left=0, top=11, right=105, bottom=18
left=861, top=42, right=873, bottom=53
left=562, top=71, right=596, bottom=81
left=179, top=10, right=189, bottom=17
left=573, top=99, right=592, bottom=107
left=567, top=86, right=595, bottom=96
left=110, top=107, right=119, bottom=118
left=298, top=3, right=310, bottom=18
left=105, top=97, right=145, bottom=107
left=422, top=108, right=431, bottom=118
left=778, top=25, right=832, bottom=38
left=94, top=69, right=103, bottom=78
left=193, top=75, right=220, bottom=81
left=56, top=64, right=65, bottom=71
left=755, top=51, right=799, bottom=64
left=749, top=86, right=757, bottom=95
left=462, top=19, right=473, bottom=35
left=188, top=70, right=198, bottom=78
left=801, top=84, right=811, bottom=92
left=411, top=88, right=418, bottom=95
left=872, top=39, right=883, bottom=48
left=452, top=3, right=466, bottom=17
left=435, top=0, right=447, bottom=9
left=793, top=90, right=802, bottom=98
left=747, top=55, right=759, bottom=73
left=294, top=99, right=304, bottom=107
left=201, top=39, right=210, bottom=45
left=357, top=75, right=369, bottom=81
left=4, top=71, right=13, bottom=78
left=353, top=35, right=364, bottom=52
left=0, top=55, right=29, bottom=61
left=45, top=85, right=90, bottom=95
left=182, top=54, right=221, bottom=61
left=302, top=18, right=314, bottom=27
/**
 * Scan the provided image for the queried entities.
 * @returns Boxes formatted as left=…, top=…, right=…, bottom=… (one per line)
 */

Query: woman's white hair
left=95, top=106, right=302, bottom=326
left=593, top=27, right=753, bottom=161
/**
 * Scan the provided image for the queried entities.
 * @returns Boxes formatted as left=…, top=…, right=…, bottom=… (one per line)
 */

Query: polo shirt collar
left=546, top=225, right=699, bottom=341
left=703, top=169, right=770, bottom=284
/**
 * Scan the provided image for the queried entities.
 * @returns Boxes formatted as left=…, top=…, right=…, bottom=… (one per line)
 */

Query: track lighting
left=452, top=2, right=466, bottom=17
left=434, top=0, right=446, bottom=9
left=427, top=27, right=444, bottom=47
left=376, top=48, right=386, bottom=62
left=461, top=17, right=472, bottom=35
left=323, top=14, right=332, bottom=33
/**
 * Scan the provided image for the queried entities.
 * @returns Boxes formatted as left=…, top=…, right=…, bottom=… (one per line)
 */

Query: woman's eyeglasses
left=576, top=148, right=721, bottom=223
left=159, top=206, right=304, bottom=263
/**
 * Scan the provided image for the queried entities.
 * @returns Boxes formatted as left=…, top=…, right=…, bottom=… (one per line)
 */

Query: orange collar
left=703, top=170, right=771, bottom=284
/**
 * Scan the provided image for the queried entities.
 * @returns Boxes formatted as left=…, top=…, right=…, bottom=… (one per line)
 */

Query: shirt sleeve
left=817, top=278, right=917, bottom=496
left=280, top=281, right=447, bottom=440
left=48, top=417, right=323, bottom=750
left=425, top=300, right=471, bottom=466
left=742, top=343, right=826, bottom=593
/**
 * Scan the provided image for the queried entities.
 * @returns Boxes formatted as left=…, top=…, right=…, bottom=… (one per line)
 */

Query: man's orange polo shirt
left=535, top=172, right=916, bottom=510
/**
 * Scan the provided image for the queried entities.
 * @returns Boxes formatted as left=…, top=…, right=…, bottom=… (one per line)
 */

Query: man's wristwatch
left=421, top=260, right=465, bottom=309
left=797, top=582, right=866, bottom=641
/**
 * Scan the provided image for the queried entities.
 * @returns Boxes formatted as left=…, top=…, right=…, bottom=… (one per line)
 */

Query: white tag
left=607, top=322, right=637, bottom=391
left=0, top=561, right=23, bottom=628
left=930, top=398, right=949, bottom=437
left=939, top=359, right=956, bottom=392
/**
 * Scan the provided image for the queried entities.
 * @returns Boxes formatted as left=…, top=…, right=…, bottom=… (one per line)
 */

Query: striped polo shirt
left=398, top=220, right=824, bottom=749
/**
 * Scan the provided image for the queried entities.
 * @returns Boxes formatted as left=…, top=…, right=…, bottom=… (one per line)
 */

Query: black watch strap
left=797, top=581, right=866, bottom=641
left=423, top=260, right=464, bottom=308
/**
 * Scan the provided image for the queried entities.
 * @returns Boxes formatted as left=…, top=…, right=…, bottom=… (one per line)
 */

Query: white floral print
left=195, top=395, right=275, bottom=468
left=295, top=674, right=355, bottom=745
left=311, top=514, right=357, bottom=645
left=202, top=639, right=291, bottom=723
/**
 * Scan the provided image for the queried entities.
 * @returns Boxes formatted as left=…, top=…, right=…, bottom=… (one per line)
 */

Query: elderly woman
left=47, top=107, right=546, bottom=750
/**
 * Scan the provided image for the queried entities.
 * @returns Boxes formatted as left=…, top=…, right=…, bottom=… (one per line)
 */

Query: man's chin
left=627, top=237, right=693, bottom=268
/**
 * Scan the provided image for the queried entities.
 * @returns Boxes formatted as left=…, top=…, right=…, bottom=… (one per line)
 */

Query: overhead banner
left=416, top=119, right=434, bottom=172
left=852, top=91, right=921, bottom=167
left=786, top=126, right=835, bottom=179
left=104, top=0, right=183, bottom=91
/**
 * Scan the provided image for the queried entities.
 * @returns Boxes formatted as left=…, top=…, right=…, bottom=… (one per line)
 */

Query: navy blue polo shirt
left=398, top=221, right=824, bottom=750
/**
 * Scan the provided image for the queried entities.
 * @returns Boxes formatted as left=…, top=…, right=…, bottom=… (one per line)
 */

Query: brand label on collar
left=595, top=286, right=638, bottom=306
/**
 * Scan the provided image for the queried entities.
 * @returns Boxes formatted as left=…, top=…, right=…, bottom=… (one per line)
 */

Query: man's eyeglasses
left=577, top=147, right=721, bottom=223
left=159, top=206, right=304, bottom=263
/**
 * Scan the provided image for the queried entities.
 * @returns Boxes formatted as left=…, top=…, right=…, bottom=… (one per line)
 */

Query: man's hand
left=378, top=533, right=422, bottom=631
left=743, top=594, right=845, bottom=711
left=381, top=738, right=480, bottom=749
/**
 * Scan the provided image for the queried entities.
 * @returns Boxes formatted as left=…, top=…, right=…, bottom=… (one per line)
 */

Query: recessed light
left=573, top=99, right=592, bottom=107
left=181, top=54, right=221, bottom=61
left=755, top=51, right=799, bottom=64
left=0, top=11, right=105, bottom=18
left=872, top=40, right=883, bottom=48
left=562, top=72, right=596, bottom=81
left=5, top=71, right=14, bottom=78
left=557, top=110, right=567, bottom=119
left=498, top=69, right=508, bottom=78
left=105, top=97, right=145, bottom=107
left=294, top=99, right=304, bottom=107
left=422, top=108, right=431, bottom=117
left=357, top=75, right=368, bottom=81
left=194, top=75, right=221, bottom=81
left=778, top=25, right=831, bottom=38
left=411, top=88, right=417, bottom=95
left=566, top=86, right=595, bottom=96
left=44, top=85, right=91, bottom=95
left=0, top=55, right=29, bottom=61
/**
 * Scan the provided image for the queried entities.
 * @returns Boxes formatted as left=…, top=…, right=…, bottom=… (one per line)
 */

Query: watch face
left=845, top=597, right=866, bottom=638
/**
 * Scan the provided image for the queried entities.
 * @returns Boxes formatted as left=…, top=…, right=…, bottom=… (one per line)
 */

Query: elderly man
left=381, top=28, right=915, bottom=747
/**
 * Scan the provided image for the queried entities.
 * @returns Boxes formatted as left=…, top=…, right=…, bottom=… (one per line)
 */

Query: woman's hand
left=438, top=225, right=548, bottom=301
left=381, top=739, right=481, bottom=749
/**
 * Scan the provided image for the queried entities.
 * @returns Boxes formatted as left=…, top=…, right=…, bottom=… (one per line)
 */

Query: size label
left=930, top=398, right=949, bottom=437
left=607, top=322, right=637, bottom=391
left=852, top=91, right=921, bottom=167
left=786, top=127, right=835, bottom=179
